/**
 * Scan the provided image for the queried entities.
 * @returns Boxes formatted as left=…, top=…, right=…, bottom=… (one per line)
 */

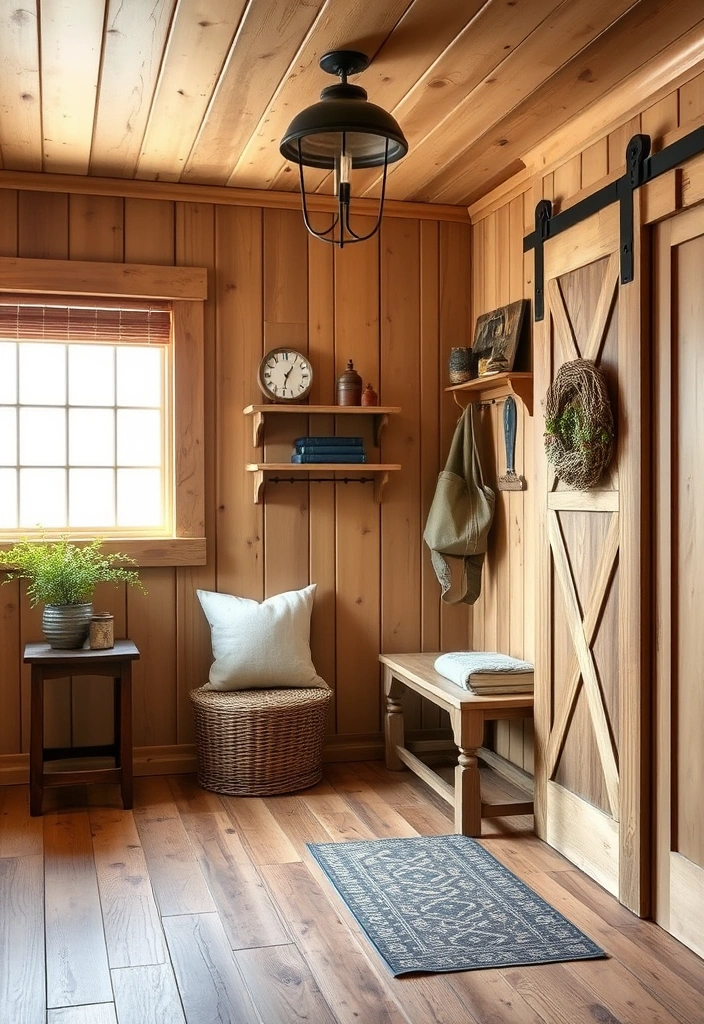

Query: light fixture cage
left=279, top=50, right=408, bottom=246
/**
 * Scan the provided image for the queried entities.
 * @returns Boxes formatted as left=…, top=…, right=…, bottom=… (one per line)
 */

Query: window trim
left=0, top=256, right=207, bottom=567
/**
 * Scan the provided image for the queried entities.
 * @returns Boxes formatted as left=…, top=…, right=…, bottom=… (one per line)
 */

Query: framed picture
left=471, top=299, right=528, bottom=376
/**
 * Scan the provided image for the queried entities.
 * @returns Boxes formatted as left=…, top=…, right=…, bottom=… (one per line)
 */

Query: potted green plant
left=0, top=536, right=145, bottom=649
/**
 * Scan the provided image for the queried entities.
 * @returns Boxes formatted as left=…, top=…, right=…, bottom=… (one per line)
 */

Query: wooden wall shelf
left=243, top=405, right=402, bottom=503
left=445, top=372, right=533, bottom=416
left=244, top=404, right=401, bottom=447
left=246, top=464, right=401, bottom=504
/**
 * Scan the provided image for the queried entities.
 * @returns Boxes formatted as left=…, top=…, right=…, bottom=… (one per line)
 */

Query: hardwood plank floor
left=1, top=762, right=703, bottom=1024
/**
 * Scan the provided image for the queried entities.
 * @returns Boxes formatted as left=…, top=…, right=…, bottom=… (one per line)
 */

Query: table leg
left=113, top=675, right=121, bottom=767
left=383, top=667, right=406, bottom=770
left=30, top=667, right=44, bottom=816
left=451, top=709, right=484, bottom=836
left=119, top=664, right=133, bottom=809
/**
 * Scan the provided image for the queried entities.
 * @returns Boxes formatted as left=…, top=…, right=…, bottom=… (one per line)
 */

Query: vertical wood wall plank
left=124, top=198, right=178, bottom=748
left=18, top=192, right=71, bottom=750
left=263, top=209, right=310, bottom=598
left=641, top=93, right=679, bottom=150
left=470, top=216, right=486, bottom=653
left=438, top=220, right=472, bottom=652
left=581, top=139, right=608, bottom=190
left=494, top=203, right=511, bottom=662
left=175, top=202, right=216, bottom=740
left=334, top=227, right=381, bottom=736
left=68, top=195, right=124, bottom=262
left=679, top=71, right=704, bottom=126
left=68, top=195, right=126, bottom=747
left=381, top=218, right=422, bottom=732
left=608, top=115, right=641, bottom=174
left=553, top=156, right=581, bottom=208
left=307, top=237, right=337, bottom=710
left=0, top=576, right=20, bottom=756
left=215, top=205, right=264, bottom=600
left=123, top=199, right=174, bottom=265
left=522, top=188, right=536, bottom=773
left=419, top=220, right=442, bottom=730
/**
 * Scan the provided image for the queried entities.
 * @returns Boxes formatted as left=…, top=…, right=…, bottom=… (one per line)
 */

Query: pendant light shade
left=279, top=50, right=408, bottom=247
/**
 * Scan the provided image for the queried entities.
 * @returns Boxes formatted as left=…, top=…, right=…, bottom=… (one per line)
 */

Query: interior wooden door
left=654, top=203, right=704, bottom=956
left=534, top=203, right=648, bottom=913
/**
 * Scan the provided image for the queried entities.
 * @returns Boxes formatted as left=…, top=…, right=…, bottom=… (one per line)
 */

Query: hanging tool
left=498, top=395, right=525, bottom=491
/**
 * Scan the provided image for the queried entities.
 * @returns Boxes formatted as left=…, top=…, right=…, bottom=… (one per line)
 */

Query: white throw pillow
left=196, top=585, right=328, bottom=691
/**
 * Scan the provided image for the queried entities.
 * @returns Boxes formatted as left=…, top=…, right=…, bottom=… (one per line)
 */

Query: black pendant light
left=280, top=50, right=408, bottom=247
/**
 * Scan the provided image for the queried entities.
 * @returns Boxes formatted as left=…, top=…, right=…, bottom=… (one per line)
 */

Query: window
left=0, top=296, right=171, bottom=533
left=0, top=256, right=207, bottom=566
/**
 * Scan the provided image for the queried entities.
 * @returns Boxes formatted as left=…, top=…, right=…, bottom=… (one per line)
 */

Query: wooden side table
left=24, top=640, right=140, bottom=816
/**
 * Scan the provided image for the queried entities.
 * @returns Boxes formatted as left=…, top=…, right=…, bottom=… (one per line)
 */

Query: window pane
left=0, top=469, right=17, bottom=527
left=116, top=347, right=162, bottom=407
left=0, top=408, right=16, bottom=466
left=19, top=343, right=66, bottom=405
left=69, top=409, right=115, bottom=466
left=117, top=409, right=160, bottom=466
left=19, top=468, right=66, bottom=527
left=68, top=345, right=115, bottom=406
left=19, top=408, right=66, bottom=466
left=0, top=343, right=16, bottom=403
left=69, top=469, right=115, bottom=527
left=117, top=468, right=161, bottom=527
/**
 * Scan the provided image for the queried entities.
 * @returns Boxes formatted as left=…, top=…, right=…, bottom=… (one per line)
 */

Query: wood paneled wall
left=470, top=65, right=704, bottom=774
left=0, top=188, right=472, bottom=777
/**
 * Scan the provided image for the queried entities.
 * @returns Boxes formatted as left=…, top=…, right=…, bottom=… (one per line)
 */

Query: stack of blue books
left=291, top=436, right=366, bottom=464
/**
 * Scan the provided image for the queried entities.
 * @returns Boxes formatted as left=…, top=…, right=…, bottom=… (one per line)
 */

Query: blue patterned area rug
left=307, top=834, right=605, bottom=976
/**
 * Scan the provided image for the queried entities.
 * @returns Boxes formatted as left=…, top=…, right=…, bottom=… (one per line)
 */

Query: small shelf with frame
left=445, top=372, right=533, bottom=416
left=243, top=404, right=402, bottom=504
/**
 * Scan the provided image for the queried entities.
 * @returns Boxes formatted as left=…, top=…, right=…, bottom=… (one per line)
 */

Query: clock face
left=257, top=348, right=313, bottom=403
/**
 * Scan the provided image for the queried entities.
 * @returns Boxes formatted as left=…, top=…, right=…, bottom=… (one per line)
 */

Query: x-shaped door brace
left=544, top=251, right=621, bottom=820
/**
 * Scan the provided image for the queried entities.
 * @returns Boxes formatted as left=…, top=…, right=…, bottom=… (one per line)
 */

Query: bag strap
left=447, top=404, right=487, bottom=491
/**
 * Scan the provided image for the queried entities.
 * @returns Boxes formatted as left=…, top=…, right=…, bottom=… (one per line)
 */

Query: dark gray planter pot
left=42, top=603, right=93, bottom=649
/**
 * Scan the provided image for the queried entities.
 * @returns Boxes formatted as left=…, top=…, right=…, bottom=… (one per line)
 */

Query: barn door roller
left=525, top=125, right=704, bottom=320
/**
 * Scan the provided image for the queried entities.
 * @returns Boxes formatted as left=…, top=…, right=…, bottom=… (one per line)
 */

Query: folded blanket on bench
left=434, top=651, right=534, bottom=694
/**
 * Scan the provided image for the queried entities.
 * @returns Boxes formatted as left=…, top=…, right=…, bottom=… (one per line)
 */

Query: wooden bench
left=379, top=652, right=534, bottom=836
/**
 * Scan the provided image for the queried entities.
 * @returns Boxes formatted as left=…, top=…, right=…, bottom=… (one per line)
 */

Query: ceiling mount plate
left=319, top=49, right=369, bottom=79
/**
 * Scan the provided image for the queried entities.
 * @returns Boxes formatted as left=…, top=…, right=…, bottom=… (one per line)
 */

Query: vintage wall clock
left=257, top=347, right=313, bottom=403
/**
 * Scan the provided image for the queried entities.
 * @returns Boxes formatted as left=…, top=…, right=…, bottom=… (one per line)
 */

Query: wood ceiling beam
left=0, top=168, right=469, bottom=222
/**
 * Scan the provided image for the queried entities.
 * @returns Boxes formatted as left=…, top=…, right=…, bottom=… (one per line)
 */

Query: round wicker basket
left=189, top=686, right=332, bottom=796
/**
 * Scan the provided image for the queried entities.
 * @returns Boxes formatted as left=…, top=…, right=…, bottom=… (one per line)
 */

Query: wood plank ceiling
left=1, top=0, right=703, bottom=208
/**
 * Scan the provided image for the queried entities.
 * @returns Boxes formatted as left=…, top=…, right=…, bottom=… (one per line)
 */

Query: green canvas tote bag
left=423, top=405, right=495, bottom=605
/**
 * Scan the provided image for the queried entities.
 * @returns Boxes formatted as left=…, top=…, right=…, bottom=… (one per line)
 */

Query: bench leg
left=451, top=709, right=485, bottom=836
left=383, top=667, right=406, bottom=771
left=455, top=748, right=482, bottom=836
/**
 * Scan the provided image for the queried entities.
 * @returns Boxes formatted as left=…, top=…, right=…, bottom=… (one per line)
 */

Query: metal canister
left=336, top=359, right=363, bottom=406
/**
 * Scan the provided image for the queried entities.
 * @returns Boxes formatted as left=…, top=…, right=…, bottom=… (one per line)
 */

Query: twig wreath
left=544, top=358, right=614, bottom=489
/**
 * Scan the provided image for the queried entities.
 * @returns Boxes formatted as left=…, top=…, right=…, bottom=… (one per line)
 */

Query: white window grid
left=0, top=338, right=173, bottom=534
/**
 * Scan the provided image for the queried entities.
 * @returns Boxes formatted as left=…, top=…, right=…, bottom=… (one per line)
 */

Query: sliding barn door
left=535, top=204, right=648, bottom=912
left=654, top=204, right=704, bottom=955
